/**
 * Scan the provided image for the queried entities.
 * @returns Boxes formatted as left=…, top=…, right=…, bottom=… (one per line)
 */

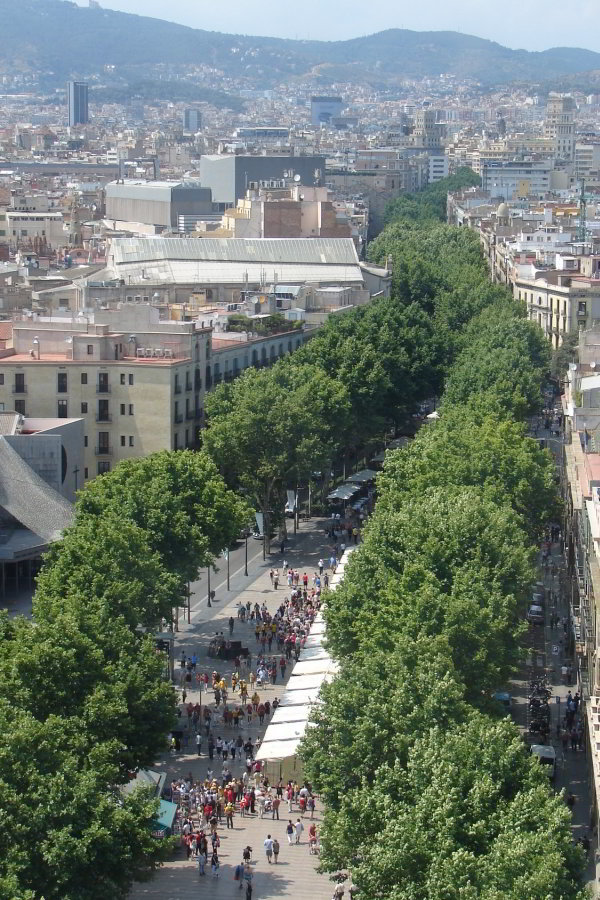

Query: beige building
left=514, top=271, right=600, bottom=348
left=200, top=185, right=353, bottom=241
left=544, top=95, right=576, bottom=161
left=0, top=306, right=210, bottom=482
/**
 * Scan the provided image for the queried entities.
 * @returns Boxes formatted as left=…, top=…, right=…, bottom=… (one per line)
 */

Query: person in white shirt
left=264, top=835, right=274, bottom=863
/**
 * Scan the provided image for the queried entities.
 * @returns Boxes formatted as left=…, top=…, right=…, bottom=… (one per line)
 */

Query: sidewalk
left=129, top=518, right=337, bottom=900
left=521, top=421, right=598, bottom=893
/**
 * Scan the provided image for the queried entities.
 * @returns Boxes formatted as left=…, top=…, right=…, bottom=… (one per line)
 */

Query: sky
left=81, top=0, right=600, bottom=51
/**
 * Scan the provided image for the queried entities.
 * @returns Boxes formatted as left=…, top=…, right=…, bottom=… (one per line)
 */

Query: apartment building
left=0, top=306, right=210, bottom=482
left=513, top=270, right=600, bottom=348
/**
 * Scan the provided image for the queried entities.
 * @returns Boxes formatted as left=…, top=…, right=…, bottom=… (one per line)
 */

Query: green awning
left=151, top=799, right=178, bottom=836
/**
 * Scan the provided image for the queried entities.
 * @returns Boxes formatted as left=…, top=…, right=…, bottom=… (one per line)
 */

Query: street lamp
left=207, top=566, right=211, bottom=607
left=244, top=533, right=248, bottom=576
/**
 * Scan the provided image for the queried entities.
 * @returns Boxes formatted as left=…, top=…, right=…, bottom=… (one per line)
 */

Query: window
left=121, top=435, right=126, bottom=446
left=174, top=433, right=179, bottom=450
left=97, top=399, right=110, bottom=422
left=0, top=374, right=3, bottom=385
left=128, top=374, right=134, bottom=386
left=14, top=373, right=25, bottom=393
left=87, top=345, right=93, bottom=355
left=97, top=461, right=111, bottom=475
left=120, top=374, right=126, bottom=385
left=81, top=372, right=88, bottom=385
left=57, top=372, right=67, bottom=393
left=14, top=399, right=25, bottom=415
left=57, top=399, right=68, bottom=418
left=129, top=436, right=134, bottom=447
left=98, top=373, right=109, bottom=393
left=129, top=404, right=134, bottom=415
left=120, top=403, right=125, bottom=415
left=84, top=467, right=88, bottom=480
left=81, top=402, right=88, bottom=413
left=84, top=436, right=88, bottom=447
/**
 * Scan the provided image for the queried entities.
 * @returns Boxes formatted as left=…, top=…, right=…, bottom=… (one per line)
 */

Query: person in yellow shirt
left=251, top=691, right=260, bottom=711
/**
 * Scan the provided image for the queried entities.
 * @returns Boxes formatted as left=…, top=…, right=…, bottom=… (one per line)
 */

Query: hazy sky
left=82, top=0, right=600, bottom=50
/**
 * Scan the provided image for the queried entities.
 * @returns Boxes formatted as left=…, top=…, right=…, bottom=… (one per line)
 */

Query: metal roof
left=0, top=436, right=73, bottom=542
left=110, top=237, right=360, bottom=267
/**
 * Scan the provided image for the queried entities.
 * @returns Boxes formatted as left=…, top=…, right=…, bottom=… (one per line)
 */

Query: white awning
left=279, top=687, right=325, bottom=706
left=286, top=673, right=328, bottom=691
left=255, top=738, right=301, bottom=762
left=298, top=647, right=329, bottom=662
left=270, top=705, right=312, bottom=725
left=346, top=468, right=378, bottom=483
left=292, top=658, right=339, bottom=676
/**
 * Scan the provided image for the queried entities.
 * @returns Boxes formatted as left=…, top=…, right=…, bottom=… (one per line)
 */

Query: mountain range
left=3, top=0, right=600, bottom=92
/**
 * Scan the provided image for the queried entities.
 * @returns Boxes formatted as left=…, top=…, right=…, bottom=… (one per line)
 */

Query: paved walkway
left=129, top=517, right=339, bottom=900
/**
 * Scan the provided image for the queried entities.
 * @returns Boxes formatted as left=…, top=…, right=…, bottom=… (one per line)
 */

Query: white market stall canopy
left=304, top=634, right=325, bottom=648
left=327, top=484, right=359, bottom=501
left=346, top=468, right=378, bottom=483
left=299, top=647, right=329, bottom=662
left=279, top=687, right=325, bottom=706
left=260, top=720, right=308, bottom=743
left=292, top=658, right=340, bottom=676
left=286, top=673, right=328, bottom=691
left=256, top=738, right=301, bottom=762
left=270, top=705, right=312, bottom=726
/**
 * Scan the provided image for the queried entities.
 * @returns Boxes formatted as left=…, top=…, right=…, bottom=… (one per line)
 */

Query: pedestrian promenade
left=129, top=519, right=337, bottom=900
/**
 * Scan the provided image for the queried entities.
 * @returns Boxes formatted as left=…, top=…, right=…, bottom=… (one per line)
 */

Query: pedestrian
left=273, top=837, right=280, bottom=863
left=272, top=796, right=280, bottom=820
left=264, top=834, right=274, bottom=863
left=196, top=732, right=202, bottom=756
left=235, top=862, right=245, bottom=889
left=211, top=850, right=220, bottom=877
left=318, top=558, right=324, bottom=575
left=273, top=571, right=279, bottom=590
left=286, top=820, right=295, bottom=845
left=229, top=616, right=235, bottom=636
left=295, top=818, right=304, bottom=844
left=307, top=794, right=315, bottom=819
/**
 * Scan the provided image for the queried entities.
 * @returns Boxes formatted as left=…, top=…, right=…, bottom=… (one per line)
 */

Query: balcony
left=96, top=384, right=111, bottom=394
left=95, top=445, right=113, bottom=456
left=12, top=385, right=27, bottom=393
left=174, top=413, right=183, bottom=424
left=95, top=414, right=112, bottom=423
left=186, top=382, right=193, bottom=392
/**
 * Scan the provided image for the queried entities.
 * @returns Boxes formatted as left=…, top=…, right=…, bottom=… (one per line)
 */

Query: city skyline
left=78, top=0, right=600, bottom=52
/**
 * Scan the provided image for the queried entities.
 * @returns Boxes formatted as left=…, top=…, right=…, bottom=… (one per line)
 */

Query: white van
left=530, top=744, right=556, bottom=780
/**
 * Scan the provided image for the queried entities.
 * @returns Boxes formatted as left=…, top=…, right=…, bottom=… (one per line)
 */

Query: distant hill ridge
left=2, top=0, right=600, bottom=88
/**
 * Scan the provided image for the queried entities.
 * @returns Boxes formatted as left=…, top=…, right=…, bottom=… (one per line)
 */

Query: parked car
left=530, top=744, right=556, bottom=780
left=527, top=604, right=544, bottom=625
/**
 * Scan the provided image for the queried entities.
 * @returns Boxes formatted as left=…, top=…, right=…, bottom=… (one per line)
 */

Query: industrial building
left=104, top=180, right=213, bottom=231
left=198, top=155, right=326, bottom=208
left=101, top=237, right=364, bottom=300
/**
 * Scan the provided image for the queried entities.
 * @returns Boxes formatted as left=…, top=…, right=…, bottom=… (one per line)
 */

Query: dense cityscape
left=2, top=1, right=600, bottom=898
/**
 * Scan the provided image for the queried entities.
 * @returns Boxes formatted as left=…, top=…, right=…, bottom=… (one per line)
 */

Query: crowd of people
left=163, top=553, right=331, bottom=891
